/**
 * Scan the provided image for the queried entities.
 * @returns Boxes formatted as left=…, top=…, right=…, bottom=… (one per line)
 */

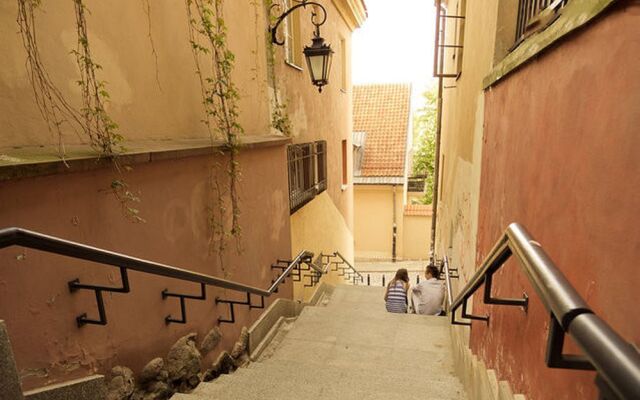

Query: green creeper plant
left=185, top=0, right=244, bottom=269
left=17, top=0, right=144, bottom=222
left=412, top=86, right=438, bottom=205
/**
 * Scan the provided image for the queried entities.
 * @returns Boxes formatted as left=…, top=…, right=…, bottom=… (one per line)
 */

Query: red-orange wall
left=0, top=145, right=292, bottom=390
left=473, top=5, right=640, bottom=400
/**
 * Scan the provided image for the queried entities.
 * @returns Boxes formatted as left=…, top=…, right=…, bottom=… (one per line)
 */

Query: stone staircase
left=173, top=284, right=467, bottom=400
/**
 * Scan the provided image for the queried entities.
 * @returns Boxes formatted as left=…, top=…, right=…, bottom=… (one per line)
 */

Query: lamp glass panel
left=308, top=54, right=325, bottom=82
left=324, top=53, right=333, bottom=81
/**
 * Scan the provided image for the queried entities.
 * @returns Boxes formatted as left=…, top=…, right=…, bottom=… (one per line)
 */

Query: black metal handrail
left=0, top=227, right=313, bottom=326
left=332, top=251, right=363, bottom=280
left=448, top=222, right=640, bottom=400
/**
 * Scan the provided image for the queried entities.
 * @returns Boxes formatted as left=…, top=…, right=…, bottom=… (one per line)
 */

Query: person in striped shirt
left=384, top=268, right=410, bottom=313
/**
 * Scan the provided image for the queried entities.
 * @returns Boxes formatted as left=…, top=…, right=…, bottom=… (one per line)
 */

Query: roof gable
left=353, top=83, right=411, bottom=177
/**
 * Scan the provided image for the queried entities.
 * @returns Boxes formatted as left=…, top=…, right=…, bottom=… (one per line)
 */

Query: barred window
left=515, top=0, right=569, bottom=45
left=287, top=141, right=327, bottom=213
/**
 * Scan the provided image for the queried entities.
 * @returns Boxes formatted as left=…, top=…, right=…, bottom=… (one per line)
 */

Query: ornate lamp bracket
left=269, top=0, right=328, bottom=45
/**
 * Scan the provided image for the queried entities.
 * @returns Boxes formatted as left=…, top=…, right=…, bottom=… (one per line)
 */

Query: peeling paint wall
left=0, top=1, right=273, bottom=148
left=0, top=146, right=292, bottom=391
left=474, top=4, right=640, bottom=399
left=436, top=0, right=498, bottom=293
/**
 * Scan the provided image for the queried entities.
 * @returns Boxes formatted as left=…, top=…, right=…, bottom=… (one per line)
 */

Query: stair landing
left=174, top=285, right=467, bottom=399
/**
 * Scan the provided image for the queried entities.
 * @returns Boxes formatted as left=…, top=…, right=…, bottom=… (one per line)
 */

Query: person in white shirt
left=411, top=265, right=445, bottom=315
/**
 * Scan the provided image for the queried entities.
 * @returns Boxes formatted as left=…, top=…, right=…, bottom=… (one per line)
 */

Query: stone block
left=23, top=375, right=105, bottom=400
left=0, top=320, right=23, bottom=400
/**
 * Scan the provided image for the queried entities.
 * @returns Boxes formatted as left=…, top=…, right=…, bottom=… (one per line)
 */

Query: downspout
left=430, top=76, right=443, bottom=264
left=392, top=184, right=397, bottom=262
left=430, top=3, right=445, bottom=264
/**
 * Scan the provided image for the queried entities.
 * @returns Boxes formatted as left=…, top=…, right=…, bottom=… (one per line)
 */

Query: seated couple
left=384, top=266, right=445, bottom=315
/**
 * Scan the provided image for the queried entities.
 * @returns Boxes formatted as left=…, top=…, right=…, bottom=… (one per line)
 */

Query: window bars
left=287, top=140, right=327, bottom=213
left=433, top=2, right=465, bottom=78
left=515, top=0, right=569, bottom=45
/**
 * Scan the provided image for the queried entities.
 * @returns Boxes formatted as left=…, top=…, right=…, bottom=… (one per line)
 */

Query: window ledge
left=284, top=60, right=304, bottom=72
left=483, top=0, right=615, bottom=89
left=0, top=135, right=291, bottom=182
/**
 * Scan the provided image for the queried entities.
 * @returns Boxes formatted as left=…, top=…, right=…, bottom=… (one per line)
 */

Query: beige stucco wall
left=402, top=214, right=432, bottom=260
left=0, top=1, right=274, bottom=148
left=354, top=184, right=405, bottom=260
left=280, top=0, right=359, bottom=299
left=436, top=0, right=499, bottom=284
left=290, top=191, right=355, bottom=301
left=275, top=0, right=356, bottom=235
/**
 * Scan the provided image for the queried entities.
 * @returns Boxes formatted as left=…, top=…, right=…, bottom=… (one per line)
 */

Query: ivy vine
left=16, top=0, right=144, bottom=222
left=264, top=0, right=292, bottom=136
left=185, top=0, right=243, bottom=269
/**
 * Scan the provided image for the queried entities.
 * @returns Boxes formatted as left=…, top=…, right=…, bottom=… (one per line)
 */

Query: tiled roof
left=404, top=204, right=433, bottom=216
left=353, top=83, right=411, bottom=177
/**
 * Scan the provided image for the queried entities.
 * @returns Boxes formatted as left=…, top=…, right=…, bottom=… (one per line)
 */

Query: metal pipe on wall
left=430, top=78, right=443, bottom=263
left=392, top=184, right=397, bottom=262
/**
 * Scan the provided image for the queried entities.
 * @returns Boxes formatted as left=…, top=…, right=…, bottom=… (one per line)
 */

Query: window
left=515, top=0, right=569, bottom=45
left=340, top=38, right=347, bottom=91
left=287, top=141, right=327, bottom=213
left=284, top=0, right=303, bottom=68
left=341, top=139, right=348, bottom=185
left=433, top=2, right=465, bottom=78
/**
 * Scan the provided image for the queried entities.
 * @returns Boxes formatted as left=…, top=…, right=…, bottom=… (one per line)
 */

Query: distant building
left=352, top=83, right=432, bottom=261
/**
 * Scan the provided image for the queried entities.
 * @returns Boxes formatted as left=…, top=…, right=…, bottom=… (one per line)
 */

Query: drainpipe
left=392, top=184, right=397, bottom=263
left=430, top=62, right=445, bottom=263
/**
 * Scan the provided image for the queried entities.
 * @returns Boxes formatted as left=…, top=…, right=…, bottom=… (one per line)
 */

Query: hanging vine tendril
left=264, top=0, right=292, bottom=136
left=16, top=0, right=143, bottom=222
left=16, top=0, right=84, bottom=157
left=185, top=0, right=243, bottom=268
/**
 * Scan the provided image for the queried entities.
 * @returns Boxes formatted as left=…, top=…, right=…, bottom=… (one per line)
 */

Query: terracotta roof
left=404, top=204, right=433, bottom=216
left=353, top=83, right=411, bottom=177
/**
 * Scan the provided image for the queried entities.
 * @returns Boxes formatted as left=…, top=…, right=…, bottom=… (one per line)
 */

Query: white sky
left=352, top=0, right=437, bottom=103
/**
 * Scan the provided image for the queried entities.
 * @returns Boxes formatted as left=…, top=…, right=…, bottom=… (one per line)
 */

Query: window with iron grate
left=514, top=0, right=569, bottom=46
left=287, top=141, right=327, bottom=213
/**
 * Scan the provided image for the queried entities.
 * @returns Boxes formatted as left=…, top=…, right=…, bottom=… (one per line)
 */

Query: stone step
left=171, top=284, right=467, bottom=400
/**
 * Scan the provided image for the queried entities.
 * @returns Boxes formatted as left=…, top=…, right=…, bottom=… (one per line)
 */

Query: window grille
left=433, top=2, right=465, bottom=78
left=287, top=141, right=327, bottom=213
left=407, top=176, right=426, bottom=193
left=515, top=0, right=569, bottom=45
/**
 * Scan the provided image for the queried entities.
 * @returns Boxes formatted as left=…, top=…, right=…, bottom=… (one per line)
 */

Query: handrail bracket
left=68, top=266, right=130, bottom=327
left=483, top=273, right=529, bottom=312
left=216, top=292, right=263, bottom=325
left=162, top=283, right=207, bottom=324
left=545, top=314, right=595, bottom=370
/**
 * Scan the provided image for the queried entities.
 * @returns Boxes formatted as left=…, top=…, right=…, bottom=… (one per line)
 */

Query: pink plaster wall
left=474, top=4, right=640, bottom=400
left=0, top=145, right=292, bottom=390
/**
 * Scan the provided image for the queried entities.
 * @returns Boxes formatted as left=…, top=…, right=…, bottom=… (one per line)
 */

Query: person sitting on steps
left=384, top=268, right=410, bottom=313
left=412, top=265, right=445, bottom=316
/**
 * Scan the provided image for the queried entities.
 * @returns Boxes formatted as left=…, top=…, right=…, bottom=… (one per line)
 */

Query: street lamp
left=269, top=1, right=334, bottom=93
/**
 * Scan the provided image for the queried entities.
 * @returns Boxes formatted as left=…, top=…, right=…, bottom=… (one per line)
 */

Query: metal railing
left=0, top=227, right=315, bottom=326
left=320, top=251, right=364, bottom=285
left=444, top=222, right=640, bottom=400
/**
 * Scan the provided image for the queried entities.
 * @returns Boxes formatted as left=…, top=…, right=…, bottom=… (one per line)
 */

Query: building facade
left=433, top=0, right=639, bottom=399
left=352, top=83, right=432, bottom=261
left=0, top=0, right=365, bottom=392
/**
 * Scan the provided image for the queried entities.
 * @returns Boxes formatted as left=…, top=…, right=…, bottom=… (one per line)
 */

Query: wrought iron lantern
left=270, top=1, right=334, bottom=92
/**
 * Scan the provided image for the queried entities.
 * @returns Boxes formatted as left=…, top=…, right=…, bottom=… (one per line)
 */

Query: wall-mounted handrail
left=0, top=227, right=313, bottom=326
left=331, top=251, right=363, bottom=280
left=442, top=256, right=454, bottom=311
left=449, top=222, right=640, bottom=400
